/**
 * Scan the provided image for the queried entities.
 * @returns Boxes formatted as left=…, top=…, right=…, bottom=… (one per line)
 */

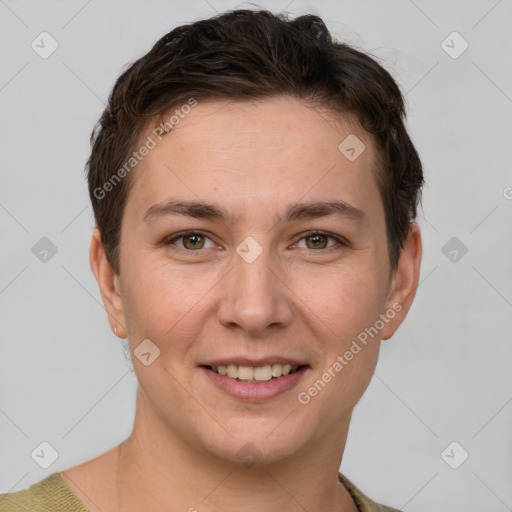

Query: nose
left=216, top=246, right=294, bottom=336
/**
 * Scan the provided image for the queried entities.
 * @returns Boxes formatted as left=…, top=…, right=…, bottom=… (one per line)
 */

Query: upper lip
left=201, top=357, right=307, bottom=367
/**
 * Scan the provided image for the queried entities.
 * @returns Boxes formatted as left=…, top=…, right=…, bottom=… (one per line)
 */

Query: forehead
left=144, top=96, right=372, bottom=164
left=126, top=96, right=382, bottom=222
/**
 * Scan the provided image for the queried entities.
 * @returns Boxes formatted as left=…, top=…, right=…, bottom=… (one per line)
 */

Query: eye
left=294, top=231, right=345, bottom=251
left=163, top=230, right=345, bottom=253
left=165, top=231, right=216, bottom=251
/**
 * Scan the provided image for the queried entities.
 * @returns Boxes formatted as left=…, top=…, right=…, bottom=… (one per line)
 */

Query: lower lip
left=201, top=366, right=308, bottom=402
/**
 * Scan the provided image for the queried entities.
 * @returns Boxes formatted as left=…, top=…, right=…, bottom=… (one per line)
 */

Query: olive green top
left=0, top=471, right=401, bottom=511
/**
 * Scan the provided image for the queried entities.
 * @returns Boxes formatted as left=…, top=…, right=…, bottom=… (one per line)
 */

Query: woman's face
left=101, top=95, right=417, bottom=466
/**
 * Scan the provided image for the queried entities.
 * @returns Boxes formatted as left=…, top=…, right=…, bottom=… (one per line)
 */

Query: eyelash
left=164, top=230, right=347, bottom=254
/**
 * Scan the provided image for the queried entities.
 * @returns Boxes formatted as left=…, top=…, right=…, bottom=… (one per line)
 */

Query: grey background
left=1, top=0, right=511, bottom=510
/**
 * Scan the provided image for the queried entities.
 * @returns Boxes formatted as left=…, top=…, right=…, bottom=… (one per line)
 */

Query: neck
left=116, top=389, right=357, bottom=512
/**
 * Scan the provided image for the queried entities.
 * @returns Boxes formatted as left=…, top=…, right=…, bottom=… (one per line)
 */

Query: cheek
left=120, top=257, right=217, bottom=345
left=297, top=277, right=383, bottom=422
left=296, top=263, right=387, bottom=338
left=293, top=264, right=386, bottom=399
left=328, top=343, right=380, bottom=414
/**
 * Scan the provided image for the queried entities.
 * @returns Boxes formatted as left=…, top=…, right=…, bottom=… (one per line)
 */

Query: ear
left=89, top=228, right=128, bottom=338
left=381, top=223, right=422, bottom=340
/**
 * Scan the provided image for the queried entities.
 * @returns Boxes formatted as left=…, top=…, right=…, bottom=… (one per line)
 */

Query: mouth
left=202, top=363, right=304, bottom=383
left=200, top=362, right=309, bottom=401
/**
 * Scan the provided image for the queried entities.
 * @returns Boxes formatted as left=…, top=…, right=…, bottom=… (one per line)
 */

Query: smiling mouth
left=203, top=364, right=304, bottom=382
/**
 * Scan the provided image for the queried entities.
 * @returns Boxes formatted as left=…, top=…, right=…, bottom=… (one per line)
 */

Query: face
left=93, top=95, right=420, bottom=467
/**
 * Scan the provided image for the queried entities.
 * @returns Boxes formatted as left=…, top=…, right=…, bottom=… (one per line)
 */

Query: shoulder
left=338, top=472, right=403, bottom=512
left=0, top=472, right=87, bottom=512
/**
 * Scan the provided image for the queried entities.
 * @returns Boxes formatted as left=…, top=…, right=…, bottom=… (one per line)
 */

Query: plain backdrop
left=1, top=1, right=511, bottom=511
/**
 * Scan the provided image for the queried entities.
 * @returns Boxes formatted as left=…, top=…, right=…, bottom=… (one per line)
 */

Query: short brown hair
left=86, top=9, right=423, bottom=274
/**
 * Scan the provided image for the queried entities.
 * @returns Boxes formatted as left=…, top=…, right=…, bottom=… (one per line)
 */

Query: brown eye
left=182, top=234, right=205, bottom=250
left=166, top=232, right=215, bottom=251
left=305, top=234, right=329, bottom=249
left=294, top=232, right=344, bottom=251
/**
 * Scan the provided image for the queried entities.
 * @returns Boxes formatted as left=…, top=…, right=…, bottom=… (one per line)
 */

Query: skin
left=62, top=95, right=421, bottom=512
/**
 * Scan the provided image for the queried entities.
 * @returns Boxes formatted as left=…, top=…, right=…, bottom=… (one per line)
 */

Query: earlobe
left=89, top=228, right=128, bottom=339
left=381, top=223, right=422, bottom=340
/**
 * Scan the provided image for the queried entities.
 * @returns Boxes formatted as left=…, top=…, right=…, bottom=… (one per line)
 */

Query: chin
left=197, top=416, right=314, bottom=468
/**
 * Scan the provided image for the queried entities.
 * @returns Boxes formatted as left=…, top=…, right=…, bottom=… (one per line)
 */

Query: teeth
left=211, top=363, right=300, bottom=381
left=226, top=364, right=237, bottom=379
left=238, top=365, right=254, bottom=381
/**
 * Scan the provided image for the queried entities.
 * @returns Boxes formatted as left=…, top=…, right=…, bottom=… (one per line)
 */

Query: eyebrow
left=143, top=199, right=365, bottom=224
